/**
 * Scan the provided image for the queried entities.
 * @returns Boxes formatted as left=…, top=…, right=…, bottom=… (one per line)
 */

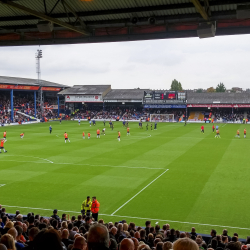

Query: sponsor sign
left=0, top=85, right=39, bottom=90
left=144, top=104, right=186, bottom=108
left=65, top=95, right=102, bottom=102
left=41, top=87, right=61, bottom=91
left=187, top=104, right=250, bottom=108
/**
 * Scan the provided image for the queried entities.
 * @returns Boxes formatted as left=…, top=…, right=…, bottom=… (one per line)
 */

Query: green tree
left=196, top=88, right=203, bottom=93
left=216, top=82, right=226, bottom=92
left=170, top=79, right=183, bottom=91
left=207, top=87, right=215, bottom=93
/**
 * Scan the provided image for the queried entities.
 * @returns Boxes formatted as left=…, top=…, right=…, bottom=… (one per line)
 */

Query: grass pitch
left=1, top=121, right=250, bottom=237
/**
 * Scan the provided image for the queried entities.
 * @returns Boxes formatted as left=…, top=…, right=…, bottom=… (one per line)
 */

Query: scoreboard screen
left=154, top=92, right=177, bottom=100
left=144, top=91, right=186, bottom=103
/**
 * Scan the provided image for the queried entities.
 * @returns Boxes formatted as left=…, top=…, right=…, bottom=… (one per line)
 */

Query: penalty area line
left=111, top=169, right=169, bottom=216
left=0, top=160, right=164, bottom=170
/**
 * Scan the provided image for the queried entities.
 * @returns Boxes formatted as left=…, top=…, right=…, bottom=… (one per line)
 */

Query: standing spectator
left=51, top=210, right=60, bottom=221
left=145, top=221, right=151, bottom=236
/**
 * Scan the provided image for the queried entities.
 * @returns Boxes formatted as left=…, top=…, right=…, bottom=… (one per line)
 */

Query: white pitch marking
left=4, top=155, right=53, bottom=164
left=111, top=169, right=169, bottom=215
left=2, top=204, right=250, bottom=230
left=1, top=159, right=164, bottom=170
left=0, top=184, right=6, bottom=188
left=222, top=124, right=227, bottom=127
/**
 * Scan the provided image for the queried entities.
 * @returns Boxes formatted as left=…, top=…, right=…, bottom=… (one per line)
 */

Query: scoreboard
left=144, top=91, right=186, bottom=103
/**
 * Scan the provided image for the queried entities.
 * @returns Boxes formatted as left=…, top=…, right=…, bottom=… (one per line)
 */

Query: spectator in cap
left=51, top=209, right=60, bottom=221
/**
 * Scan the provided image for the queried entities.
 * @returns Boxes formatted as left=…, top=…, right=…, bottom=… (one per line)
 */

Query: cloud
left=1, top=34, right=250, bottom=90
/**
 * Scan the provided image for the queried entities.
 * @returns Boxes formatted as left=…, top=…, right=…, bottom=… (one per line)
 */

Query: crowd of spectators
left=213, top=111, right=245, bottom=123
left=0, top=93, right=58, bottom=122
left=0, top=205, right=249, bottom=250
left=73, top=108, right=185, bottom=122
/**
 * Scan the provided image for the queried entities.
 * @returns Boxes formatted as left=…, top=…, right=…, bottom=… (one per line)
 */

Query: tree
left=207, top=87, right=215, bottom=93
left=196, top=88, right=203, bottom=93
left=170, top=79, right=183, bottom=91
left=216, top=82, right=226, bottom=92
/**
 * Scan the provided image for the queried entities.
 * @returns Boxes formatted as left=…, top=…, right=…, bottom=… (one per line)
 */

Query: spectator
left=51, top=210, right=60, bottom=221
left=8, top=227, right=25, bottom=250
left=190, top=227, right=197, bottom=237
left=0, top=234, right=16, bottom=250
left=23, top=227, right=39, bottom=250
left=163, top=241, right=173, bottom=250
left=72, top=236, right=87, bottom=250
left=33, top=229, right=63, bottom=250
left=222, top=229, right=231, bottom=242
left=109, top=227, right=117, bottom=242
left=173, top=238, right=199, bottom=250
left=87, top=223, right=110, bottom=250
left=0, top=243, right=7, bottom=250
left=120, top=238, right=134, bottom=250
left=68, top=223, right=76, bottom=240
left=145, top=221, right=151, bottom=236
left=74, top=215, right=83, bottom=228
left=61, top=229, right=73, bottom=248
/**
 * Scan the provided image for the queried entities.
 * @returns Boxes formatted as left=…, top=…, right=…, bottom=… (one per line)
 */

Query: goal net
left=150, top=114, right=175, bottom=122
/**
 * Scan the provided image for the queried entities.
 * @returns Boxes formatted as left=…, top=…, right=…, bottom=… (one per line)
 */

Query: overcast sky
left=0, top=34, right=249, bottom=90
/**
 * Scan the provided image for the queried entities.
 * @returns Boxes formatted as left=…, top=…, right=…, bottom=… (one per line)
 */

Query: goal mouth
left=150, top=114, right=175, bottom=122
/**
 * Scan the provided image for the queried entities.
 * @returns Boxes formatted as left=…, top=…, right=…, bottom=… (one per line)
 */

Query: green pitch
left=1, top=121, right=250, bottom=237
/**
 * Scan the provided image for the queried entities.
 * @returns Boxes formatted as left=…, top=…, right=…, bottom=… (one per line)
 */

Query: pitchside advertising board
left=144, top=91, right=186, bottom=103
left=187, top=104, right=250, bottom=108
left=65, top=95, right=102, bottom=103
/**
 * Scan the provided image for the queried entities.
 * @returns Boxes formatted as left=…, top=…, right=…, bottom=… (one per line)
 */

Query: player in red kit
left=212, top=124, right=215, bottom=133
left=0, top=138, right=7, bottom=153
left=64, top=132, right=70, bottom=143
left=3, top=131, right=7, bottom=141
left=201, top=125, right=204, bottom=134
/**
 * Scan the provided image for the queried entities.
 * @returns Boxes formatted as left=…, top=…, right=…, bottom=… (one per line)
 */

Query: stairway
left=16, top=111, right=39, bottom=121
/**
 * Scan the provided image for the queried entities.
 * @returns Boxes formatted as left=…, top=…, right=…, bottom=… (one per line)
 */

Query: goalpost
left=150, top=114, right=175, bottom=122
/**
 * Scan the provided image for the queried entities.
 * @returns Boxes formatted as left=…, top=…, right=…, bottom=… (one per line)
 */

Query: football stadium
left=1, top=1, right=250, bottom=250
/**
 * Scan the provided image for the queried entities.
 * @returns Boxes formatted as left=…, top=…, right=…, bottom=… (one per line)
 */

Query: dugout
left=0, top=76, right=68, bottom=122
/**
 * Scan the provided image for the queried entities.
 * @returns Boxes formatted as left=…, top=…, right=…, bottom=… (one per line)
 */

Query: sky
left=0, top=34, right=249, bottom=90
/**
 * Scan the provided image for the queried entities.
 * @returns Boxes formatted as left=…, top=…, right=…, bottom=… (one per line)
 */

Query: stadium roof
left=58, top=85, right=111, bottom=95
left=0, top=0, right=250, bottom=46
left=0, top=75, right=67, bottom=88
left=187, top=92, right=250, bottom=104
left=104, top=89, right=148, bottom=101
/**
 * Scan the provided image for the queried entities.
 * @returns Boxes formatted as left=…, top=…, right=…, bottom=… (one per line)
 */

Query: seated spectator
left=8, top=227, right=25, bottom=250
left=120, top=238, right=134, bottom=250
left=61, top=229, right=74, bottom=248
left=0, top=233, right=16, bottom=250
left=87, top=223, right=110, bottom=250
left=163, top=241, right=173, bottom=250
left=173, top=238, right=199, bottom=250
left=23, top=227, right=39, bottom=250
left=72, top=236, right=87, bottom=250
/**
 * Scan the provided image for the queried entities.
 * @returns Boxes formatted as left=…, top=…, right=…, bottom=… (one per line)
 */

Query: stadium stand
left=0, top=206, right=248, bottom=250
left=187, top=92, right=250, bottom=104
